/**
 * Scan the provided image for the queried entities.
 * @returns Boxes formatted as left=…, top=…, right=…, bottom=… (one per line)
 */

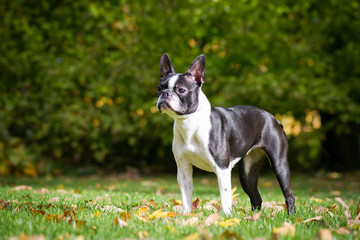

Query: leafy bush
left=0, top=0, right=359, bottom=175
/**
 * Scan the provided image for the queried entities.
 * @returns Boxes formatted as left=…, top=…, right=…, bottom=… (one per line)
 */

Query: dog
left=156, top=53, right=296, bottom=215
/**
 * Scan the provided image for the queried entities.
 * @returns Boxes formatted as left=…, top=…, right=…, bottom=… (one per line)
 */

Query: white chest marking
left=172, top=91, right=217, bottom=172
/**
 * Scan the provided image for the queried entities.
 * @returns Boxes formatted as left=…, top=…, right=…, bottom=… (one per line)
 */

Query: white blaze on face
left=161, top=74, right=184, bottom=117
left=168, top=74, right=179, bottom=90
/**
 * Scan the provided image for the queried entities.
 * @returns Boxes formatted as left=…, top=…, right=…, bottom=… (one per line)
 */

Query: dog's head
left=156, top=54, right=205, bottom=117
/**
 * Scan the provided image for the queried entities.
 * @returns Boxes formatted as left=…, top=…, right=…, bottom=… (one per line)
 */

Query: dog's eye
left=177, top=88, right=187, bottom=94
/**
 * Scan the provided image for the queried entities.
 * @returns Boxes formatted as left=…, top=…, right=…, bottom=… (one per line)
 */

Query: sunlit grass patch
left=0, top=172, right=359, bottom=239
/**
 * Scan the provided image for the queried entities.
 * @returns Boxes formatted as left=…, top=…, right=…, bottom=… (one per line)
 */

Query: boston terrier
left=156, top=53, right=296, bottom=215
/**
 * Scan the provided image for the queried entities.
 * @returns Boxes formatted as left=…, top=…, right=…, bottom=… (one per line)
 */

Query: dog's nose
left=161, top=90, right=171, bottom=98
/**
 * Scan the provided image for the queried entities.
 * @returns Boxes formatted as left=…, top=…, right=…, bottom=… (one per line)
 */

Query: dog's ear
left=187, top=54, right=205, bottom=85
left=160, top=53, right=175, bottom=78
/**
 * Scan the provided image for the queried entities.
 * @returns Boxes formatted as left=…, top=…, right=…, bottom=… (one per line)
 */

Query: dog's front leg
left=216, top=168, right=232, bottom=215
left=176, top=160, right=193, bottom=213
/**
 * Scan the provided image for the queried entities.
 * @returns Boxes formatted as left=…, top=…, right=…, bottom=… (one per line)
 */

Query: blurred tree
left=0, top=0, right=359, bottom=175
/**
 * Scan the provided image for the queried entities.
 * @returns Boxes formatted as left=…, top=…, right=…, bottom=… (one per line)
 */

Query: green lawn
left=0, top=171, right=359, bottom=240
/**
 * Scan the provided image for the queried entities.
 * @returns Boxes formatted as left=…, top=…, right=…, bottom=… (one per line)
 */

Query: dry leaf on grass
left=335, top=197, right=360, bottom=229
left=11, top=185, right=32, bottom=191
left=37, top=188, right=49, bottom=194
left=244, top=211, right=261, bottom=221
left=204, top=213, right=219, bottom=226
left=182, top=233, right=200, bottom=240
left=148, top=209, right=176, bottom=220
left=28, top=206, right=46, bottom=216
left=100, top=205, right=125, bottom=213
left=218, top=218, right=240, bottom=227
left=113, top=217, right=128, bottom=227
left=142, top=199, right=159, bottom=209
left=301, top=216, right=323, bottom=224
left=316, top=229, right=332, bottom=240
left=220, top=229, right=244, bottom=240
left=183, top=217, right=199, bottom=226
left=192, top=197, right=201, bottom=211
left=203, top=200, right=221, bottom=212
left=271, top=222, right=295, bottom=239
left=335, top=197, right=351, bottom=219
left=9, top=233, right=46, bottom=240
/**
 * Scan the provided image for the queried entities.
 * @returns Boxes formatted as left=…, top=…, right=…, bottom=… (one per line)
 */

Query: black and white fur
left=156, top=54, right=296, bottom=215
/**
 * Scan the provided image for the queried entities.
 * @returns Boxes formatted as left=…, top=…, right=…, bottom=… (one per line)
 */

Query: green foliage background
left=1, top=0, right=359, bottom=175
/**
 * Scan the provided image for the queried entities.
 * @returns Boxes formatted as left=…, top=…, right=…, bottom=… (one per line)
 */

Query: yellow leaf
left=135, top=206, right=149, bottom=216
left=148, top=209, right=176, bottom=220
left=218, top=218, right=240, bottom=227
left=182, top=232, right=200, bottom=240
left=94, top=211, right=101, bottom=217
left=309, top=197, right=325, bottom=203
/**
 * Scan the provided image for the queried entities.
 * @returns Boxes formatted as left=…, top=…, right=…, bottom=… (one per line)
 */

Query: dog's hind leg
left=263, top=131, right=296, bottom=214
left=238, top=148, right=264, bottom=211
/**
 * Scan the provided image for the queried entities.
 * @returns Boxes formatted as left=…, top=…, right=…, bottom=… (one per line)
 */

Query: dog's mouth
left=157, top=101, right=172, bottom=113
left=157, top=100, right=187, bottom=115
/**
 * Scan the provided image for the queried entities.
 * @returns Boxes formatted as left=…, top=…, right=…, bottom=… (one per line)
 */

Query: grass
left=0, top=171, right=359, bottom=240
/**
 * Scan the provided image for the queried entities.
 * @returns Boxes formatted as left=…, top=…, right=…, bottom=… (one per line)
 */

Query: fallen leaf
left=182, top=233, right=200, bottom=240
left=313, top=206, right=334, bottom=217
left=29, top=206, right=46, bottom=216
left=316, top=229, right=332, bottom=240
left=203, top=200, right=221, bottom=212
left=183, top=217, right=199, bottom=226
left=0, top=200, right=10, bottom=209
left=37, top=188, right=50, bottom=194
left=336, top=227, right=350, bottom=235
left=120, top=212, right=132, bottom=222
left=335, top=197, right=351, bottom=219
left=113, top=217, right=128, bottom=227
left=134, top=205, right=149, bottom=216
left=48, top=197, right=60, bottom=203
left=310, top=197, right=325, bottom=203
left=148, top=209, right=176, bottom=220
left=9, top=233, right=46, bottom=240
left=245, top=211, right=261, bottom=221
left=94, top=211, right=101, bottom=217
left=192, top=197, right=200, bottom=211
left=11, top=185, right=32, bottom=191
left=271, top=222, right=295, bottom=239
left=218, top=218, right=240, bottom=227
left=301, top=216, right=323, bottom=224
left=330, top=191, right=341, bottom=196
left=220, top=229, right=244, bottom=240
left=204, top=213, right=219, bottom=226
left=75, top=236, right=84, bottom=240
left=171, top=199, right=182, bottom=206
left=327, top=172, right=341, bottom=179
left=142, top=199, right=159, bottom=208
left=74, top=189, right=82, bottom=194
left=46, top=214, right=64, bottom=222
left=100, top=205, right=124, bottom=213
left=156, top=187, right=166, bottom=196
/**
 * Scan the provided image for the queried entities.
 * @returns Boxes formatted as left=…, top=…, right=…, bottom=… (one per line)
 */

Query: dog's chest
left=172, top=117, right=216, bottom=172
